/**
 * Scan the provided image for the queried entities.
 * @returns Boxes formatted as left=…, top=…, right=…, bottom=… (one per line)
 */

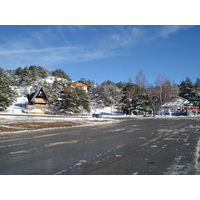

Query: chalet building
left=69, top=81, right=88, bottom=93
left=26, top=87, right=49, bottom=110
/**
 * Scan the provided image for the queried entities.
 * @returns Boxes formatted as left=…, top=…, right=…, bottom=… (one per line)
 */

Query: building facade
left=69, top=81, right=88, bottom=93
left=26, top=87, right=49, bottom=110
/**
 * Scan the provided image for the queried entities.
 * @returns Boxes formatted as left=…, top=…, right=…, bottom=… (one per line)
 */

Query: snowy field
left=1, top=98, right=126, bottom=134
left=5, top=97, right=124, bottom=116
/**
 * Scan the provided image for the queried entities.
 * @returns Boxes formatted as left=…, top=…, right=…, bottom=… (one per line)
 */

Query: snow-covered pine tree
left=3, top=70, right=16, bottom=86
left=75, top=86, right=90, bottom=113
left=60, top=86, right=77, bottom=113
left=0, top=68, right=16, bottom=110
left=29, top=65, right=38, bottom=82
left=14, top=67, right=24, bottom=86
left=120, top=82, right=148, bottom=114
left=21, top=66, right=31, bottom=86
left=60, top=85, right=90, bottom=114
left=101, top=80, right=121, bottom=106
left=88, top=85, right=106, bottom=108
left=194, top=78, right=200, bottom=108
left=179, top=77, right=196, bottom=100
left=120, top=83, right=135, bottom=114
left=52, top=69, right=71, bottom=81
left=52, top=79, right=66, bottom=107
left=37, top=66, right=49, bottom=79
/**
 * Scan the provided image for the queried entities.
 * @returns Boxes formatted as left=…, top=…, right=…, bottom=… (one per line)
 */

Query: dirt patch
left=0, top=121, right=83, bottom=132
left=0, top=119, right=111, bottom=133
left=0, top=127, right=21, bottom=132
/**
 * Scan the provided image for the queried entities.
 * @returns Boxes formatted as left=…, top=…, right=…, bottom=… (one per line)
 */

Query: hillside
left=1, top=66, right=199, bottom=116
left=2, top=66, right=121, bottom=115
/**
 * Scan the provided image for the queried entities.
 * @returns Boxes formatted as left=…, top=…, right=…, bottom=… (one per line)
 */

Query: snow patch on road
left=54, top=159, right=87, bottom=175
left=44, top=140, right=80, bottom=147
left=195, top=138, right=200, bottom=175
left=150, top=145, right=157, bottom=148
left=111, top=128, right=126, bottom=132
left=164, top=156, right=191, bottom=175
left=114, top=144, right=125, bottom=149
left=10, top=150, right=31, bottom=154
left=138, top=137, right=146, bottom=140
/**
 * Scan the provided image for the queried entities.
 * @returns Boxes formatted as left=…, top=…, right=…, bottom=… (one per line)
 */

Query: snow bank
left=91, top=106, right=123, bottom=116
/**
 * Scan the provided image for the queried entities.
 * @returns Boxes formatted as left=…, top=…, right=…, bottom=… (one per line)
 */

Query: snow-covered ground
left=91, top=106, right=123, bottom=116
left=0, top=113, right=118, bottom=135
left=5, top=96, right=124, bottom=116
left=4, top=96, right=200, bottom=118
left=6, top=97, right=28, bottom=114
left=39, top=76, right=68, bottom=84
left=0, top=114, right=114, bottom=122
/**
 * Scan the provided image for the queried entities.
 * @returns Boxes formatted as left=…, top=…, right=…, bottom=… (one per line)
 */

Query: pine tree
left=120, top=82, right=148, bottom=114
left=52, top=69, right=71, bottom=81
left=60, top=86, right=90, bottom=114
left=101, top=80, right=121, bottom=106
left=194, top=78, right=200, bottom=108
left=179, top=77, right=195, bottom=100
left=61, top=86, right=77, bottom=113
left=0, top=68, right=16, bottom=109
left=4, top=70, right=16, bottom=86
left=89, top=85, right=105, bottom=108
left=37, top=66, right=49, bottom=78
left=21, top=66, right=31, bottom=86
left=29, top=65, right=37, bottom=82
left=75, top=87, right=90, bottom=112
left=14, top=67, right=23, bottom=86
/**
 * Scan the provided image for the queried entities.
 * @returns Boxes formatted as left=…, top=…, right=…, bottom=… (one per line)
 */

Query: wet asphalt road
left=0, top=117, right=200, bottom=175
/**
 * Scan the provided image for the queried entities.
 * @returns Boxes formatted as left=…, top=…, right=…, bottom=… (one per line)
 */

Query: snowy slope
left=7, top=75, right=124, bottom=116
left=38, top=76, right=69, bottom=84
left=6, top=97, right=28, bottom=114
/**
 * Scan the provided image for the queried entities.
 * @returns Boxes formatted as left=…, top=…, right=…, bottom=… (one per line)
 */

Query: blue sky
left=0, top=25, right=199, bottom=85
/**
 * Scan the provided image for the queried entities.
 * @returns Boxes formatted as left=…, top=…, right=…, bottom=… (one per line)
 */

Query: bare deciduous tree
left=154, top=74, right=177, bottom=106
left=135, top=70, right=149, bottom=88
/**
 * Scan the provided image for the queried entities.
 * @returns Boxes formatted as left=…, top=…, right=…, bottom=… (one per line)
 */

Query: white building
left=160, top=100, right=195, bottom=115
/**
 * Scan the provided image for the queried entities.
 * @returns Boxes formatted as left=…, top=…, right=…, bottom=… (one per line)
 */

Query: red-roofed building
left=160, top=100, right=198, bottom=115
left=69, top=81, right=88, bottom=92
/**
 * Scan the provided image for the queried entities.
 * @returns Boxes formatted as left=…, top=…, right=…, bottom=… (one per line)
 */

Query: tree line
left=0, top=66, right=199, bottom=114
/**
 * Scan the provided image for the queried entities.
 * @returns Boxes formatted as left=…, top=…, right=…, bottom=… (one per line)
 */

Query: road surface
left=0, top=117, right=200, bottom=175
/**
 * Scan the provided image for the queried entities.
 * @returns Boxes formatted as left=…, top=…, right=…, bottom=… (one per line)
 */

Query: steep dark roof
left=27, top=87, right=48, bottom=103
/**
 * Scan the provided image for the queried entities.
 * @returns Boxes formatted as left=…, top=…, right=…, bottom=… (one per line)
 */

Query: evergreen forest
left=0, top=66, right=200, bottom=114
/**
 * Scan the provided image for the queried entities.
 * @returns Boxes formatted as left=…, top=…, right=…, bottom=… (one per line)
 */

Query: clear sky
left=0, top=25, right=199, bottom=85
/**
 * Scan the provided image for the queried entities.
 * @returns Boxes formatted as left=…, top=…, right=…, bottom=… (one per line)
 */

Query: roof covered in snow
left=161, top=100, right=192, bottom=108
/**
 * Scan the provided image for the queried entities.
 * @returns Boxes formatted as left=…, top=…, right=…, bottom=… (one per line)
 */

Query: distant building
left=160, top=100, right=198, bottom=115
left=69, top=81, right=88, bottom=93
left=170, top=96, right=187, bottom=102
left=26, top=87, right=49, bottom=110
